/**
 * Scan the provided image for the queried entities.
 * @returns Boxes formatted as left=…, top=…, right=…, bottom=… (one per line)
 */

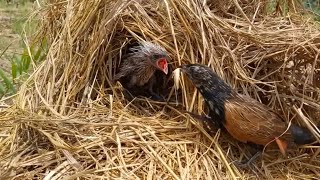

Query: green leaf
left=34, top=46, right=43, bottom=63
left=0, top=68, right=15, bottom=92
left=12, top=61, right=18, bottom=80
left=21, top=48, right=29, bottom=73
left=13, top=55, right=22, bottom=75
left=22, top=53, right=31, bottom=72
left=0, top=83, right=5, bottom=96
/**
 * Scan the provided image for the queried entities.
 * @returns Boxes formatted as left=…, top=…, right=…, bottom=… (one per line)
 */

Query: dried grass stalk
left=0, top=0, right=320, bottom=179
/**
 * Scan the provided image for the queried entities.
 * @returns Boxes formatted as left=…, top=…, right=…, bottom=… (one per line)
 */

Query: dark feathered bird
left=113, top=41, right=171, bottom=100
left=180, top=64, right=317, bottom=164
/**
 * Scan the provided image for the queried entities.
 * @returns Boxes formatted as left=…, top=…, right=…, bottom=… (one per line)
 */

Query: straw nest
left=1, top=0, right=320, bottom=179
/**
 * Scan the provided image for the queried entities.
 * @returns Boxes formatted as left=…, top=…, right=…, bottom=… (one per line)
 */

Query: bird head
left=179, top=64, right=231, bottom=95
left=130, top=41, right=170, bottom=75
left=179, top=64, right=214, bottom=88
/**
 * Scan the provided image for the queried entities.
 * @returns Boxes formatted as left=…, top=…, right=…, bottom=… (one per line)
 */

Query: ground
left=0, top=1, right=35, bottom=73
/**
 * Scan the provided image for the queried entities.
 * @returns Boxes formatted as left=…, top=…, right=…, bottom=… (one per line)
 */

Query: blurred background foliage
left=304, top=0, right=320, bottom=20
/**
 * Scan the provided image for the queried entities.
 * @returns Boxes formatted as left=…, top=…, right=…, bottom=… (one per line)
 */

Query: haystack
left=1, top=0, right=320, bottom=179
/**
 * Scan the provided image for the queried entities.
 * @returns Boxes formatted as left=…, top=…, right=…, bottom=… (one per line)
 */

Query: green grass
left=304, top=0, right=320, bottom=21
left=0, top=0, right=46, bottom=98
left=1, top=1, right=37, bottom=34
left=12, top=18, right=27, bottom=34
left=0, top=0, right=35, bottom=59
left=265, top=0, right=320, bottom=21
left=0, top=39, right=47, bottom=97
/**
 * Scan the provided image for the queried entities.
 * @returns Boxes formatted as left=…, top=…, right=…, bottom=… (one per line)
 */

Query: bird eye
left=152, top=54, right=161, bottom=60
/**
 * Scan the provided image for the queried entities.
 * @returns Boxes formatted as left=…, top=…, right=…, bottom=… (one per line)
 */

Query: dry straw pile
left=1, top=0, right=320, bottom=179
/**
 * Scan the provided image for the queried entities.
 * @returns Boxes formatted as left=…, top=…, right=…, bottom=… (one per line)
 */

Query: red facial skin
left=156, top=58, right=168, bottom=74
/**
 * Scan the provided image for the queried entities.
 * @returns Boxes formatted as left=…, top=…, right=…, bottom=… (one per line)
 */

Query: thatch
left=1, top=0, right=320, bottom=179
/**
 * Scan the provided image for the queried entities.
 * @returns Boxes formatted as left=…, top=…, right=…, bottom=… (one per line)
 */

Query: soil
left=0, top=1, right=34, bottom=73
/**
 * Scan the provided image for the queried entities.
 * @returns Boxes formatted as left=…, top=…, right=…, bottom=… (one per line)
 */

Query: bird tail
left=289, top=124, right=319, bottom=145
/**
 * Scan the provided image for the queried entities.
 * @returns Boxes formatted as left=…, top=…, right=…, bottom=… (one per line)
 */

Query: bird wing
left=113, top=68, right=134, bottom=81
left=223, top=94, right=289, bottom=146
left=113, top=57, right=137, bottom=81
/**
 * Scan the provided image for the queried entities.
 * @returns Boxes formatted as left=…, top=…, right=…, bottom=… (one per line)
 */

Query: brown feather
left=224, top=94, right=292, bottom=149
left=180, top=64, right=317, bottom=158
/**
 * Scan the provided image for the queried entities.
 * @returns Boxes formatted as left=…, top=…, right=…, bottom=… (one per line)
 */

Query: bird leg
left=234, top=151, right=261, bottom=168
left=147, top=76, right=165, bottom=101
left=149, top=91, right=164, bottom=101
left=233, top=143, right=263, bottom=168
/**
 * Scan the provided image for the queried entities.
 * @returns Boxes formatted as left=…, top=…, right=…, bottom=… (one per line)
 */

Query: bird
left=113, top=41, right=171, bottom=100
left=179, top=63, right=317, bottom=165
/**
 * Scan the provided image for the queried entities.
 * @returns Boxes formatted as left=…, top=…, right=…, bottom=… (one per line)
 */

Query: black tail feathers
left=290, top=124, right=319, bottom=145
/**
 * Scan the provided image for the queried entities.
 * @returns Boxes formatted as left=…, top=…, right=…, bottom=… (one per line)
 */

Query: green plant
left=0, top=38, right=47, bottom=98
left=0, top=45, right=15, bottom=95
left=303, top=0, right=320, bottom=21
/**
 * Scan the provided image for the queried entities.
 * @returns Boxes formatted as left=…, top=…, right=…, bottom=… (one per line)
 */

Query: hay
left=1, top=0, right=320, bottom=179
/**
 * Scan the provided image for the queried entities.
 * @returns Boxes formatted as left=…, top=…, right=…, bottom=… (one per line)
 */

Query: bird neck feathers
left=195, top=79, right=233, bottom=124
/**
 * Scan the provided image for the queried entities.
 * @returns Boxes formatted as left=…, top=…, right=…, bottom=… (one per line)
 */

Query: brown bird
left=113, top=41, right=171, bottom=100
left=179, top=64, right=317, bottom=165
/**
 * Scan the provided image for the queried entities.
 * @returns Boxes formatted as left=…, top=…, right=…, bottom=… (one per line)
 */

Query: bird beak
left=163, top=67, right=168, bottom=75
left=156, top=58, right=169, bottom=75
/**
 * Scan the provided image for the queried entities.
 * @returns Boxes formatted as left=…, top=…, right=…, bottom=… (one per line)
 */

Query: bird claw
left=232, top=160, right=252, bottom=169
left=232, top=151, right=261, bottom=169
left=150, top=93, right=165, bottom=102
